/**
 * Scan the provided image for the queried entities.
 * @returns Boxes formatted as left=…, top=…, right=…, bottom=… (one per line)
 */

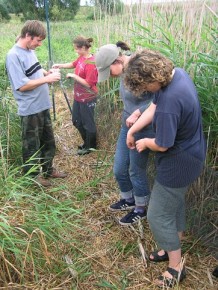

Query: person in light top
left=6, top=20, right=67, bottom=187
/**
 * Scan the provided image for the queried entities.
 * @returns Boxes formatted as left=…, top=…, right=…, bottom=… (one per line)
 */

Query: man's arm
left=19, top=71, right=61, bottom=92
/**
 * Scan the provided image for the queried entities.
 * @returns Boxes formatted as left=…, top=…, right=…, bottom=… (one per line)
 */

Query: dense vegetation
left=0, top=0, right=80, bottom=21
left=0, top=1, right=217, bottom=288
left=0, top=0, right=124, bottom=21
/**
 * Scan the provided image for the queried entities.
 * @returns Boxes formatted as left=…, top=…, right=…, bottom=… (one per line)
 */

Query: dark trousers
left=21, top=109, right=56, bottom=176
left=72, top=99, right=97, bottom=149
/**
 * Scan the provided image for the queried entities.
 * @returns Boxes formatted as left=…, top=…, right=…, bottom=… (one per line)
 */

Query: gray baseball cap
left=95, top=44, right=120, bottom=82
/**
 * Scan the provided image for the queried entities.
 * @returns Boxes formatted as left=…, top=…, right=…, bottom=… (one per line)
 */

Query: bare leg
left=154, top=232, right=184, bottom=286
left=150, top=231, right=183, bottom=260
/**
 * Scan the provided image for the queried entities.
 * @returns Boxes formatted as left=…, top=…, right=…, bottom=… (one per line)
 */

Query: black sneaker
left=78, top=144, right=85, bottom=150
left=119, top=209, right=146, bottom=225
left=77, top=148, right=96, bottom=155
left=109, top=199, right=135, bottom=212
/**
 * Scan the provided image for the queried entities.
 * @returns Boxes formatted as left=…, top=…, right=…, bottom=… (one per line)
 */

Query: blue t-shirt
left=153, top=68, right=206, bottom=187
left=6, top=44, right=51, bottom=116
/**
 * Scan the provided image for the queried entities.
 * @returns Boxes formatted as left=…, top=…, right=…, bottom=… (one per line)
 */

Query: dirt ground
left=47, top=91, right=218, bottom=290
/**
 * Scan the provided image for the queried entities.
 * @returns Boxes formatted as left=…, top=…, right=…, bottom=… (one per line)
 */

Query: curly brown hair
left=123, top=49, right=174, bottom=96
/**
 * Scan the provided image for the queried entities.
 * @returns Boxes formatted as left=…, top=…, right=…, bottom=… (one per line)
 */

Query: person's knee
left=113, top=162, right=126, bottom=180
left=147, top=207, right=157, bottom=229
left=147, top=206, right=166, bottom=234
left=113, top=164, right=121, bottom=179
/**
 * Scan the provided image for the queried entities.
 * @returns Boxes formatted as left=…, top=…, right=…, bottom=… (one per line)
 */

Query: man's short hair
left=20, top=20, right=46, bottom=39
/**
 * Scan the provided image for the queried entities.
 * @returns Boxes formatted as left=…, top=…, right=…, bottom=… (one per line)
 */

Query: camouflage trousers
left=21, top=109, right=56, bottom=176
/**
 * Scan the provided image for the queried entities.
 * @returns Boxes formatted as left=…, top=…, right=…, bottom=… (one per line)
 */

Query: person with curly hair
left=53, top=36, right=98, bottom=155
left=95, top=42, right=155, bottom=225
left=125, top=49, right=206, bottom=287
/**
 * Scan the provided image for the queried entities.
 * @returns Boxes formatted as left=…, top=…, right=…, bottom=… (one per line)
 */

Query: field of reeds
left=0, top=1, right=217, bottom=289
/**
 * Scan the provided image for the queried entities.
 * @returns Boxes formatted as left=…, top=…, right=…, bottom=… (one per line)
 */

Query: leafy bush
left=4, top=0, right=80, bottom=21
left=0, top=2, right=10, bottom=20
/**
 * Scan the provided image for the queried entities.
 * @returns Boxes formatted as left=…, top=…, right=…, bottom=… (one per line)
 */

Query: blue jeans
left=113, top=125, right=152, bottom=207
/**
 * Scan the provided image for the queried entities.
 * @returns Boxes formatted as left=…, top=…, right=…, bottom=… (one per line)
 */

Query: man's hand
left=19, top=70, right=61, bottom=91
left=135, top=139, right=148, bottom=152
left=46, top=71, right=61, bottom=83
left=48, top=68, right=60, bottom=74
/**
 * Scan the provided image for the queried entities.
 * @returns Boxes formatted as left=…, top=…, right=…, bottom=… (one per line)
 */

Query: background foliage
left=0, top=0, right=80, bottom=21
left=0, top=0, right=217, bottom=288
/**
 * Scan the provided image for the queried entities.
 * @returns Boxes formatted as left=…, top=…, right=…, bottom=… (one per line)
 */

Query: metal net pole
left=44, top=0, right=56, bottom=120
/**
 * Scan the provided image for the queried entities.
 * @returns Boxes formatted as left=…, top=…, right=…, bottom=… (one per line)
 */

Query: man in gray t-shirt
left=6, top=20, right=67, bottom=186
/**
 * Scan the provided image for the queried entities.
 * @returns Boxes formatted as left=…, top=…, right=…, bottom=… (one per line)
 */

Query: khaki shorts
left=147, top=181, right=188, bottom=251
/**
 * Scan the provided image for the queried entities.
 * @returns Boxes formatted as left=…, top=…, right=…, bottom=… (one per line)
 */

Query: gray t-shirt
left=6, top=44, right=51, bottom=116
left=120, top=79, right=154, bottom=137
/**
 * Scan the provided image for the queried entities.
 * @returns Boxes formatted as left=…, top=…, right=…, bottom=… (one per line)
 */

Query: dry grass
left=24, top=88, right=215, bottom=290
left=3, top=89, right=217, bottom=289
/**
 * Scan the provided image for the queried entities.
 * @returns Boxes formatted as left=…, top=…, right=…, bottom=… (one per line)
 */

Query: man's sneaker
left=77, top=148, right=91, bottom=155
left=109, top=199, right=135, bottom=212
left=78, top=143, right=85, bottom=150
left=35, top=175, right=52, bottom=187
left=119, top=209, right=147, bottom=225
left=49, top=168, right=68, bottom=178
left=77, top=148, right=96, bottom=156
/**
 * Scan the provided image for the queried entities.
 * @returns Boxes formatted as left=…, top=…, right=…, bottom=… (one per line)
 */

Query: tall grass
left=0, top=89, right=84, bottom=285
left=0, top=189, right=83, bottom=285
left=91, top=0, right=218, bottom=162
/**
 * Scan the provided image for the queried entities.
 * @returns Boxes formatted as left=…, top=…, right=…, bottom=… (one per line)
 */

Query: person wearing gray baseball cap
left=95, top=42, right=155, bottom=225
left=95, top=44, right=120, bottom=82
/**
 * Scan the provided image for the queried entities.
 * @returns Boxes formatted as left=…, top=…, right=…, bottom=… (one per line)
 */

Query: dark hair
left=109, top=41, right=131, bottom=65
left=20, top=20, right=46, bottom=39
left=116, top=40, right=131, bottom=55
left=73, top=36, right=93, bottom=49
left=116, top=41, right=131, bottom=51
left=124, top=49, right=174, bottom=96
